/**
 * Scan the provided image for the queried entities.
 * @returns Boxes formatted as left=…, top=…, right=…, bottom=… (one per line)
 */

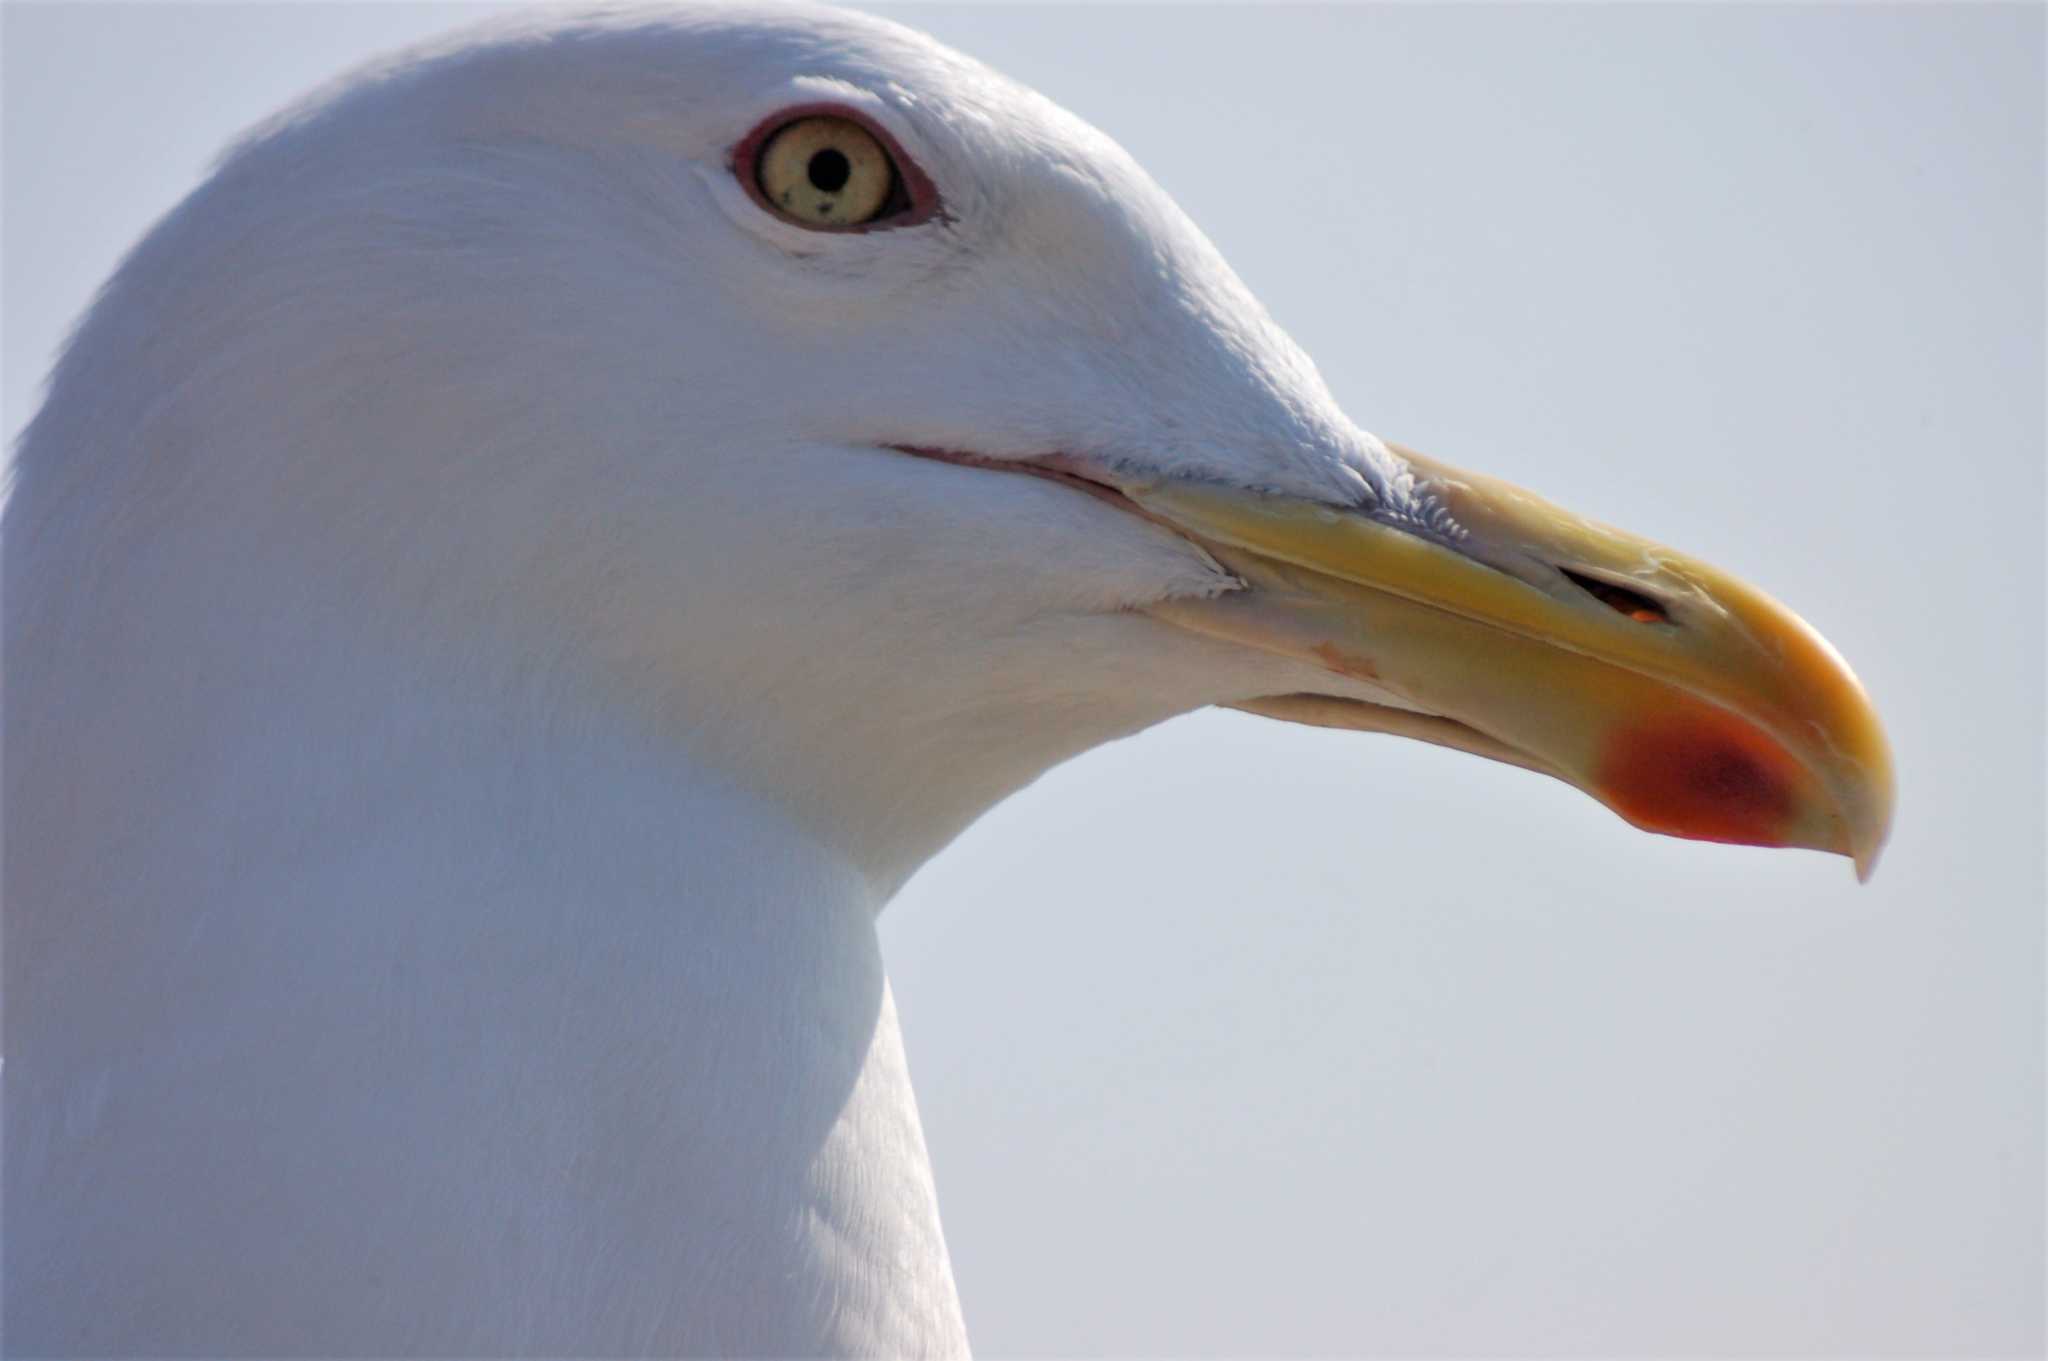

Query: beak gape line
left=882, top=439, right=1894, bottom=878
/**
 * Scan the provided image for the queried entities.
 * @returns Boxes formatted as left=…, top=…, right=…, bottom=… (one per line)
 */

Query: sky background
left=5, top=3, right=2042, bottom=1355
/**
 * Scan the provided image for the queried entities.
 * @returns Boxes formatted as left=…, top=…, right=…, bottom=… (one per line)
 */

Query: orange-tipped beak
left=1128, top=444, right=1895, bottom=878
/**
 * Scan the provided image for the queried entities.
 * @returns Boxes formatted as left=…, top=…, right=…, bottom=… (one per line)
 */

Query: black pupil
left=807, top=148, right=852, bottom=194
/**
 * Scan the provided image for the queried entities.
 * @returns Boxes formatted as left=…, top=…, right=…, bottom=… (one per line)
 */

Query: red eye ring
left=730, top=102, right=943, bottom=232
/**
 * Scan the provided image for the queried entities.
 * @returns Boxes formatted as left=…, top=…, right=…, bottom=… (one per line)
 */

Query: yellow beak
left=1129, top=444, right=1895, bottom=879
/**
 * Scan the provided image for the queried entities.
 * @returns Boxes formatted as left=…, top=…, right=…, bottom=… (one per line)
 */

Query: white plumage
left=3, top=4, right=1891, bottom=1355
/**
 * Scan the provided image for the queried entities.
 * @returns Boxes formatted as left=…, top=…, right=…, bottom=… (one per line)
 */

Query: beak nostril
left=1561, top=569, right=1669, bottom=624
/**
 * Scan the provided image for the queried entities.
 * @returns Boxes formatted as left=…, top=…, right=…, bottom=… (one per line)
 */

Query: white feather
left=5, top=4, right=1408, bottom=1353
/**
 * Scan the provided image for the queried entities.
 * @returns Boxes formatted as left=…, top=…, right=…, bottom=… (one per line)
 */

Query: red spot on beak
left=1596, top=711, right=1801, bottom=848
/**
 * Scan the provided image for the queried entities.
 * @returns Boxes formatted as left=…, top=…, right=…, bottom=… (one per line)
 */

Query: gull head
left=13, top=2, right=1893, bottom=888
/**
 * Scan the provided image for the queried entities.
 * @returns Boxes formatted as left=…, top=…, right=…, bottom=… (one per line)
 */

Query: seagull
left=3, top=4, right=1894, bottom=1355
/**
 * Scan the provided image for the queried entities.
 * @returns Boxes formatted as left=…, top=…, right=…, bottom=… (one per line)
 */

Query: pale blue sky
left=5, top=4, right=2042, bottom=1354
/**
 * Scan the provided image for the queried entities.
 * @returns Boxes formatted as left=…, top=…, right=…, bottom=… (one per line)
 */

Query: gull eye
left=752, top=115, right=904, bottom=228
